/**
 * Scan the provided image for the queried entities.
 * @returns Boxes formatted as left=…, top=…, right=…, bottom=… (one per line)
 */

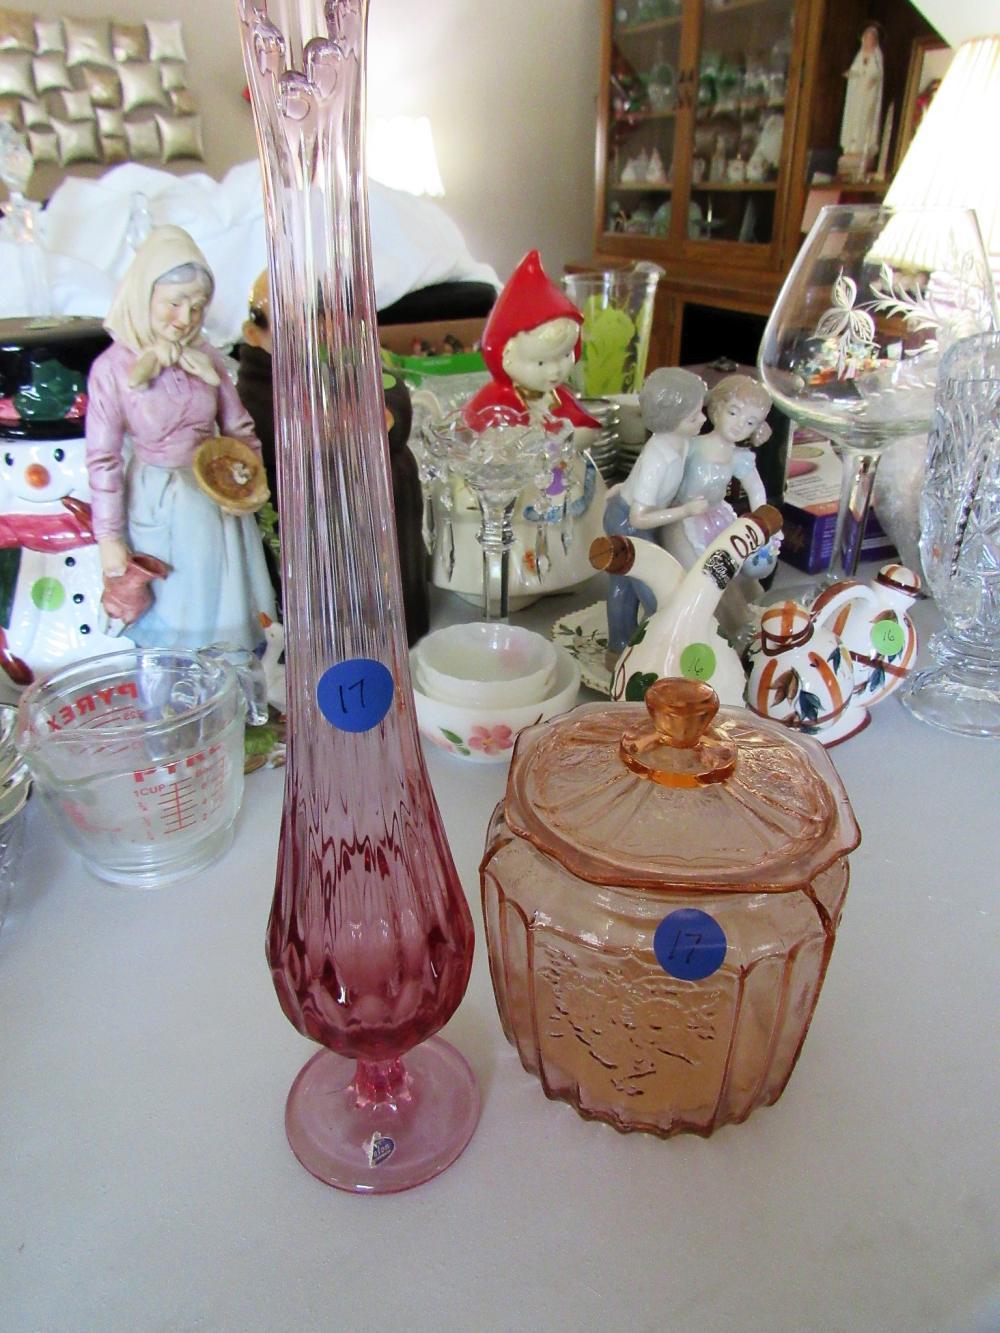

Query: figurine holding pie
left=85, top=226, right=275, bottom=652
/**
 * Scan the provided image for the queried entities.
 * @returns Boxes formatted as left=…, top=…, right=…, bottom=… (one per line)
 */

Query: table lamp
left=367, top=114, right=445, bottom=196
left=885, top=35, right=1000, bottom=279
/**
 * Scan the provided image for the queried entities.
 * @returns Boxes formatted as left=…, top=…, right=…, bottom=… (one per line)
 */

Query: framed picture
left=894, top=36, right=954, bottom=172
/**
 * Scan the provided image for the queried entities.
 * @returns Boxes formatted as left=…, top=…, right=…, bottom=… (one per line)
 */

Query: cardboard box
left=781, top=430, right=896, bottom=574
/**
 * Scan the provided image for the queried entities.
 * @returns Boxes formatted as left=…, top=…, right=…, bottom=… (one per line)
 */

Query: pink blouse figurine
left=86, top=226, right=275, bottom=652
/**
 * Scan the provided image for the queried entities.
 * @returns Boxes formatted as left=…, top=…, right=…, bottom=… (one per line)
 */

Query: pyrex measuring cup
left=16, top=646, right=267, bottom=887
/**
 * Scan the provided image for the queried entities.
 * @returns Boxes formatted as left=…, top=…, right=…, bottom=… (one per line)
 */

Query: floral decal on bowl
left=437, top=720, right=537, bottom=758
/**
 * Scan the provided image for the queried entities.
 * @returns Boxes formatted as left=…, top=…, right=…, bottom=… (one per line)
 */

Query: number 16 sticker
left=317, top=659, right=394, bottom=733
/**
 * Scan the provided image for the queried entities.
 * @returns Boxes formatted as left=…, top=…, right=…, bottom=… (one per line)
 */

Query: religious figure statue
left=839, top=23, right=884, bottom=181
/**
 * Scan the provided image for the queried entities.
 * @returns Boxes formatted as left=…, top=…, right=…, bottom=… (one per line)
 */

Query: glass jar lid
left=503, top=679, right=860, bottom=892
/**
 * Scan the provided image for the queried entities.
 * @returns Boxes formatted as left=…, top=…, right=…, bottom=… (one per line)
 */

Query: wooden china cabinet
left=593, top=0, right=938, bottom=368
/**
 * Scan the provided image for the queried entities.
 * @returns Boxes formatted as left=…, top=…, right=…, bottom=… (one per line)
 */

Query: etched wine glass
left=758, top=205, right=996, bottom=585
left=237, top=0, right=478, bottom=1193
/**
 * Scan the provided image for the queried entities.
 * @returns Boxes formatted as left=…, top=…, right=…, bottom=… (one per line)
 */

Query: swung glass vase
left=237, top=0, right=477, bottom=1192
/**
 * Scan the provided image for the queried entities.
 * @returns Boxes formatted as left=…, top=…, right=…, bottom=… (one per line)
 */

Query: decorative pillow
left=34, top=19, right=65, bottom=55
left=64, top=18, right=114, bottom=69
left=27, top=126, right=57, bottom=161
left=100, top=133, right=127, bottom=163
left=96, top=106, right=124, bottom=138
left=124, top=116, right=159, bottom=160
left=79, top=64, right=120, bottom=109
left=169, top=87, right=197, bottom=116
left=20, top=97, right=48, bottom=128
left=112, top=23, right=147, bottom=63
left=32, top=52, right=70, bottom=94
left=61, top=88, right=94, bottom=122
left=156, top=111, right=203, bottom=162
left=158, top=61, right=187, bottom=92
left=146, top=19, right=186, bottom=64
left=119, top=61, right=166, bottom=114
left=51, top=114, right=101, bottom=164
left=0, top=8, right=35, bottom=52
left=0, top=51, right=33, bottom=98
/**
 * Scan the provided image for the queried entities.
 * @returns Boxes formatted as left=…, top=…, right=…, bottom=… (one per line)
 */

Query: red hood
left=480, top=249, right=585, bottom=384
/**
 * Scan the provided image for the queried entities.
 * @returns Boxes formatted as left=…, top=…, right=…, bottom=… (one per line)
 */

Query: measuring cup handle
left=202, top=643, right=270, bottom=726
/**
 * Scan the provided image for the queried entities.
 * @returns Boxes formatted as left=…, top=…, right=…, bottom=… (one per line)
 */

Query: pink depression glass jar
left=481, top=678, right=860, bottom=1137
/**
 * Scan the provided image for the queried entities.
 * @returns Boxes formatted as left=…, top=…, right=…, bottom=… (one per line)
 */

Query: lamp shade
left=367, top=115, right=445, bottom=197
left=885, top=36, right=1000, bottom=259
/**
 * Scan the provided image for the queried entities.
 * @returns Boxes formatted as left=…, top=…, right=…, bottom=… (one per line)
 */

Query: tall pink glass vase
left=236, top=0, right=477, bottom=1193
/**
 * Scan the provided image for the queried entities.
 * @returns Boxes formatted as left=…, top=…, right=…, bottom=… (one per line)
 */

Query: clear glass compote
left=759, top=205, right=997, bottom=586
left=423, top=410, right=577, bottom=620
left=237, top=0, right=477, bottom=1193
left=902, top=332, right=1000, bottom=737
left=0, top=123, right=47, bottom=315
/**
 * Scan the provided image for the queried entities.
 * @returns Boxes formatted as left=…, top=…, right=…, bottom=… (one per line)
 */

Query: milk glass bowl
left=414, top=623, right=558, bottom=708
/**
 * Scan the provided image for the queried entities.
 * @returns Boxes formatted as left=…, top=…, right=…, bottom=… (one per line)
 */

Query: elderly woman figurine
left=86, top=226, right=275, bottom=652
left=663, top=372, right=778, bottom=640
left=602, top=366, right=708, bottom=653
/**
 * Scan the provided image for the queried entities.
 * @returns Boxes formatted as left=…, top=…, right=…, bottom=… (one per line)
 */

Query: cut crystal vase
left=902, top=332, right=1000, bottom=737
left=237, top=0, right=478, bottom=1192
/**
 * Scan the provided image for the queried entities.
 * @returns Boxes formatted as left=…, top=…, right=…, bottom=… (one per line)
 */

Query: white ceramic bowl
left=414, top=622, right=558, bottom=709
left=411, top=644, right=581, bottom=763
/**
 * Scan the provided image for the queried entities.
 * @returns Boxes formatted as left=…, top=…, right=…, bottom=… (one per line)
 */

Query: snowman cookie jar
left=0, top=317, right=125, bottom=686
left=481, top=678, right=860, bottom=1137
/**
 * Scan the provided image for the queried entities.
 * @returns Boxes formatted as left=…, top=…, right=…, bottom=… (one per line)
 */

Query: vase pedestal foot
left=901, top=664, right=1000, bottom=738
left=284, top=1036, right=480, bottom=1193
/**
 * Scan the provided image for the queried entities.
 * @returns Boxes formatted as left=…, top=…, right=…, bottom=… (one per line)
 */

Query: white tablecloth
left=1, top=576, right=997, bottom=1333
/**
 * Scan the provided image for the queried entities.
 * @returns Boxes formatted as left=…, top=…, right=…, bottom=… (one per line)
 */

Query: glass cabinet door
left=686, top=0, right=794, bottom=245
left=602, top=1, right=685, bottom=242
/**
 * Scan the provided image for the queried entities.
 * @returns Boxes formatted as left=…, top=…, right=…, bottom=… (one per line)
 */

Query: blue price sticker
left=317, top=659, right=394, bottom=733
left=653, top=908, right=727, bottom=981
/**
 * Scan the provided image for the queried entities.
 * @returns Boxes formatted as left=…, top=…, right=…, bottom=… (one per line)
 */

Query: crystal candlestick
left=424, top=412, right=576, bottom=620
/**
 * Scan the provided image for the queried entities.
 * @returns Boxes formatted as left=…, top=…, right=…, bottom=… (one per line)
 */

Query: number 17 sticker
left=317, top=659, right=394, bottom=733
left=653, top=908, right=727, bottom=981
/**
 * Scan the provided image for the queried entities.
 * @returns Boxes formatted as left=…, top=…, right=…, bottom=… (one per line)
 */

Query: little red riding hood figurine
left=463, top=249, right=600, bottom=432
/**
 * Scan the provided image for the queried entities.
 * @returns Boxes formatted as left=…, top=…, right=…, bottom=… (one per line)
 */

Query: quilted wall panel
left=0, top=8, right=203, bottom=166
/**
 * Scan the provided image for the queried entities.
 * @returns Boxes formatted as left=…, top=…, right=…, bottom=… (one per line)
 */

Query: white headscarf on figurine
left=105, top=226, right=220, bottom=392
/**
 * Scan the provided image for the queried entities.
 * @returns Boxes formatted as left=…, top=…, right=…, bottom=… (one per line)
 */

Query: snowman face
left=0, top=438, right=86, bottom=505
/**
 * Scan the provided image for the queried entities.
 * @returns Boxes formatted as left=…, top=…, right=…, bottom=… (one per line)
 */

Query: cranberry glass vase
left=237, top=0, right=477, bottom=1192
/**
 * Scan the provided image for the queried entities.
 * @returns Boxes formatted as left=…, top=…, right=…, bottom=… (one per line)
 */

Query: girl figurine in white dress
left=602, top=366, right=707, bottom=653
left=662, top=373, right=777, bottom=640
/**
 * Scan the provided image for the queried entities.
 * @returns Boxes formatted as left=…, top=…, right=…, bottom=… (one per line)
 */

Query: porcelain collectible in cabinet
left=481, top=677, right=861, bottom=1137
left=591, top=503, right=784, bottom=706
left=809, top=563, right=920, bottom=708
left=745, top=599, right=865, bottom=745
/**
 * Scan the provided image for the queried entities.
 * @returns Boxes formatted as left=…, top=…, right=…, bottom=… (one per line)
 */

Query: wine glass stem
left=477, top=497, right=517, bottom=621
left=829, top=443, right=882, bottom=581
